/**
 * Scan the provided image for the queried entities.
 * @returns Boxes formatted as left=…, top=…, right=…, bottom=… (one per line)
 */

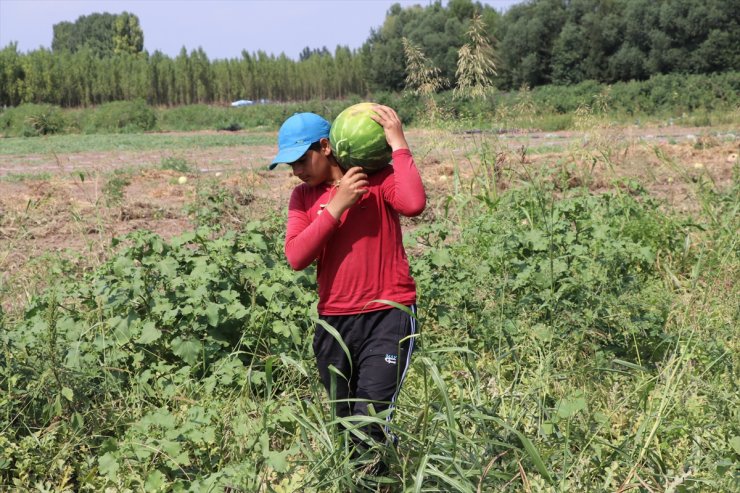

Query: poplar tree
left=113, top=12, right=144, bottom=55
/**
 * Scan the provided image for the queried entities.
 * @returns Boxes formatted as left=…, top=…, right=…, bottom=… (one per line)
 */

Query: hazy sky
left=0, top=0, right=522, bottom=60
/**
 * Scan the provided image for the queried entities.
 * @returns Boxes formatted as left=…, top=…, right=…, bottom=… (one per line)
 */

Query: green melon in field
left=330, top=102, right=392, bottom=172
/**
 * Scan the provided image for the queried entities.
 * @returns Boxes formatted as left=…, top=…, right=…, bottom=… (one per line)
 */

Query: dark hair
left=294, top=140, right=330, bottom=164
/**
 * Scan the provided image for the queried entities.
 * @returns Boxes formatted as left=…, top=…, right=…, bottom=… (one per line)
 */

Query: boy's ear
left=319, top=137, right=333, bottom=156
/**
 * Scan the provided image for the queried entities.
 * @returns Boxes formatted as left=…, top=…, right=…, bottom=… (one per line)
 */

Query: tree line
left=0, top=0, right=737, bottom=108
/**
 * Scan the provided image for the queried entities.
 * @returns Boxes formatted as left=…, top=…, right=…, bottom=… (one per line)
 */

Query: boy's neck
left=328, top=162, right=345, bottom=185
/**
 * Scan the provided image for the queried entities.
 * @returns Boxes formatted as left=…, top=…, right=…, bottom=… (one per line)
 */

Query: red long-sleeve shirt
left=285, top=149, right=426, bottom=315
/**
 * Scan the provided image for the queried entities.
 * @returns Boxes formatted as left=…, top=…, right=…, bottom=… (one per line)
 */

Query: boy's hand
left=326, top=167, right=368, bottom=219
left=370, top=105, right=409, bottom=152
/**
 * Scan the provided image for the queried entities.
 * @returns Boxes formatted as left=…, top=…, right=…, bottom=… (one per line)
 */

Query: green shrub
left=0, top=103, right=67, bottom=137
left=156, top=104, right=230, bottom=131
left=86, top=99, right=156, bottom=133
left=412, top=183, right=688, bottom=363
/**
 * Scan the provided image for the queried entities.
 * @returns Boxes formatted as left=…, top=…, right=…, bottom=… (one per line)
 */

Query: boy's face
left=288, top=139, right=335, bottom=186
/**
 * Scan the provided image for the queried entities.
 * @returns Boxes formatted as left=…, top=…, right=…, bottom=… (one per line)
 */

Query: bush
left=0, top=103, right=67, bottom=137
left=413, top=183, right=688, bottom=363
left=156, top=104, right=230, bottom=131
left=85, top=99, right=156, bottom=133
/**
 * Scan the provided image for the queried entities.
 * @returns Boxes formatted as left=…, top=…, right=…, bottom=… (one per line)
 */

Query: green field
left=0, top=132, right=274, bottom=155
left=1, top=116, right=738, bottom=492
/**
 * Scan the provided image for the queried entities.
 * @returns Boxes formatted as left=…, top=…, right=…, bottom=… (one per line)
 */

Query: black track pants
left=313, top=305, right=417, bottom=444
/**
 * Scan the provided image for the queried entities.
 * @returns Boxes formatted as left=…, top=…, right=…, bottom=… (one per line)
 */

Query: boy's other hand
left=326, top=167, right=369, bottom=219
left=370, top=105, right=409, bottom=152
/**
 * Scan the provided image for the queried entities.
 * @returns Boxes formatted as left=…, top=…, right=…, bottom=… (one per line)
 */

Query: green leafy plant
left=26, top=107, right=66, bottom=136
left=102, top=170, right=132, bottom=206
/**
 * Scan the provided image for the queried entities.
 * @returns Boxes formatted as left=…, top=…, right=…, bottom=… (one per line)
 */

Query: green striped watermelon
left=330, top=102, right=392, bottom=172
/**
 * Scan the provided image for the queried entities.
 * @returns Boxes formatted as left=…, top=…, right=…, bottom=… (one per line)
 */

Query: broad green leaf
left=136, top=321, right=162, bottom=344
left=272, top=320, right=290, bottom=337
left=431, top=248, right=452, bottom=267
left=531, top=323, right=552, bottom=341
left=148, top=410, right=177, bottom=429
left=145, top=470, right=166, bottom=491
left=61, top=387, right=74, bottom=402
left=157, top=257, right=179, bottom=279
left=171, top=230, right=196, bottom=246
left=248, top=233, right=268, bottom=251
left=133, top=442, right=153, bottom=460
left=204, top=302, right=220, bottom=326
left=264, top=450, right=290, bottom=473
left=523, top=228, right=548, bottom=251
left=98, top=452, right=119, bottom=479
left=541, top=421, right=555, bottom=435
left=71, top=412, right=84, bottom=430
left=257, top=283, right=282, bottom=300
left=171, top=337, right=201, bottom=365
left=65, top=342, right=82, bottom=368
left=235, top=251, right=260, bottom=265
left=730, top=436, right=740, bottom=455
left=557, top=393, right=587, bottom=419
left=226, top=300, right=248, bottom=318
left=151, top=236, right=164, bottom=253
left=160, top=439, right=190, bottom=466
left=259, top=432, right=269, bottom=453
left=638, top=246, right=655, bottom=263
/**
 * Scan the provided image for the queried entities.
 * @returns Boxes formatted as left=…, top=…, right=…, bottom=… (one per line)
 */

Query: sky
left=0, top=0, right=522, bottom=60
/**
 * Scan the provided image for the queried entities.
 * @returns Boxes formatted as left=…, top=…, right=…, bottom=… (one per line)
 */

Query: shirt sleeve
left=381, top=148, right=426, bottom=217
left=284, top=187, right=340, bottom=271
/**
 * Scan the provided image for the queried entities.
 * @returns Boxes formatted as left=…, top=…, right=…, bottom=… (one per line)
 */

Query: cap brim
left=269, top=143, right=311, bottom=170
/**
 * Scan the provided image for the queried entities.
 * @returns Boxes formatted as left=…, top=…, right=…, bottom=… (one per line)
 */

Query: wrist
left=325, top=201, right=348, bottom=220
left=389, top=138, right=409, bottom=152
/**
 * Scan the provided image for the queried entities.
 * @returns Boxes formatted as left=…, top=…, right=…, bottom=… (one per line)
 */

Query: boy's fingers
left=370, top=106, right=401, bottom=128
left=344, top=166, right=364, bottom=178
left=373, top=104, right=399, bottom=119
left=344, top=168, right=367, bottom=182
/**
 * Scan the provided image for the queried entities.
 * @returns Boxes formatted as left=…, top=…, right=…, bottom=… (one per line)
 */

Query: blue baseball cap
left=270, top=112, right=331, bottom=169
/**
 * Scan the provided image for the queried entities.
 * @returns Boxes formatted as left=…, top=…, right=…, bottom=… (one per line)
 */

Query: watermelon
left=330, top=102, right=392, bottom=172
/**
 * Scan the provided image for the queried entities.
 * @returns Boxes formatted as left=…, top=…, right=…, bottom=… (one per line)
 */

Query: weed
left=102, top=170, right=131, bottom=206
left=26, top=107, right=66, bottom=136
left=160, top=155, right=193, bottom=173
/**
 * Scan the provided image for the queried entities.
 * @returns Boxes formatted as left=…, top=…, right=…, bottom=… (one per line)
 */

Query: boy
left=270, top=106, right=426, bottom=459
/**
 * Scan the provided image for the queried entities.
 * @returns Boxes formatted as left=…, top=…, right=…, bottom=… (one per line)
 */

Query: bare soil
left=1, top=125, right=737, bottom=313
